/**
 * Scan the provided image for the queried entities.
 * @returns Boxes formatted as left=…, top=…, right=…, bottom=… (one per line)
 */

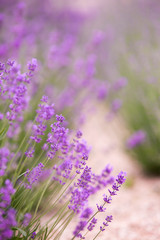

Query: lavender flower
left=113, top=77, right=128, bottom=91
left=23, top=213, right=32, bottom=226
left=100, top=215, right=113, bottom=231
left=0, top=147, right=11, bottom=176
left=0, top=59, right=37, bottom=138
left=111, top=99, right=123, bottom=113
left=31, top=232, right=36, bottom=239
left=68, top=166, right=92, bottom=214
left=127, top=130, right=146, bottom=148
left=73, top=220, right=87, bottom=239
left=25, top=148, right=35, bottom=158
left=76, top=130, right=83, bottom=139
left=0, top=180, right=17, bottom=240
left=80, top=208, right=93, bottom=219
left=87, top=218, right=97, bottom=231
left=108, top=171, right=126, bottom=196
left=96, top=204, right=106, bottom=212
left=30, top=97, right=54, bottom=143
left=25, top=163, right=44, bottom=189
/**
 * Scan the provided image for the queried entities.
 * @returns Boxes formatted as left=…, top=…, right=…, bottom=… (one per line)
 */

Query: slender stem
left=82, top=230, right=89, bottom=238
left=8, top=131, right=30, bottom=170
left=93, top=230, right=102, bottom=240
left=53, top=212, right=74, bottom=240
left=13, top=141, right=36, bottom=183
left=31, top=174, right=75, bottom=226
left=33, top=173, right=53, bottom=218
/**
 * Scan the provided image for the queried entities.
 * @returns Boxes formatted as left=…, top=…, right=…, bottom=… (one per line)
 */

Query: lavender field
left=0, top=1, right=160, bottom=240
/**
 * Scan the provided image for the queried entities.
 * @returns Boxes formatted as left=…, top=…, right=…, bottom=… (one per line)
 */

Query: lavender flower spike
left=127, top=130, right=146, bottom=149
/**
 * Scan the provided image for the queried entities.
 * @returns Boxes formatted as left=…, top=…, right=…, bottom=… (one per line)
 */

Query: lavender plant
left=0, top=59, right=126, bottom=239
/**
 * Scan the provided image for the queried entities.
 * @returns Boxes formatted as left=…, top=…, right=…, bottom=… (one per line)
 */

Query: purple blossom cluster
left=47, top=33, right=76, bottom=70
left=69, top=166, right=92, bottom=214
left=127, top=130, right=146, bottom=149
left=46, top=114, right=69, bottom=159
left=100, top=215, right=113, bottom=231
left=30, top=96, right=54, bottom=143
left=69, top=164, right=115, bottom=219
left=106, top=171, right=126, bottom=198
left=0, top=59, right=37, bottom=138
left=87, top=218, right=97, bottom=232
left=0, top=147, right=13, bottom=176
left=72, top=171, right=126, bottom=239
left=31, top=231, right=36, bottom=239
left=73, top=220, right=87, bottom=239
left=25, top=163, right=44, bottom=189
left=47, top=121, right=90, bottom=184
left=0, top=180, right=17, bottom=240
left=0, top=1, right=84, bottom=61
left=23, top=213, right=32, bottom=226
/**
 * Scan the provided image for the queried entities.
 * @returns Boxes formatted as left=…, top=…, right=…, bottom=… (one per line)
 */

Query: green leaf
left=0, top=123, right=9, bottom=140
left=12, top=227, right=27, bottom=237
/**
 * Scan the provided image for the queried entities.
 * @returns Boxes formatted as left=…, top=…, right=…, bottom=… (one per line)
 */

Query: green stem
left=33, top=173, right=53, bottom=218
left=53, top=212, right=74, bottom=240
left=93, top=230, right=102, bottom=240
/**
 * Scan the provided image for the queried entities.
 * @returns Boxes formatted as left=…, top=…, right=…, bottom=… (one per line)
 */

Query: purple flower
left=73, top=220, right=87, bottom=238
left=127, top=130, right=146, bottom=148
left=0, top=113, right=4, bottom=120
left=68, top=166, right=93, bottom=213
left=0, top=147, right=11, bottom=176
left=0, top=59, right=37, bottom=138
left=105, top=215, right=113, bottom=222
left=116, top=171, right=126, bottom=185
left=76, top=130, right=83, bottom=139
left=0, top=180, right=15, bottom=208
left=82, top=154, right=88, bottom=161
left=0, top=180, right=17, bottom=240
left=113, top=77, right=128, bottom=91
left=31, top=232, right=36, bottom=239
left=30, top=101, right=55, bottom=143
left=111, top=99, right=122, bottom=113
left=23, top=213, right=32, bottom=226
left=25, top=148, right=34, bottom=158
left=26, top=163, right=44, bottom=188
left=96, top=204, right=106, bottom=212
left=27, top=58, right=38, bottom=74
left=91, top=31, right=105, bottom=48
left=103, top=195, right=112, bottom=203
left=41, top=95, right=48, bottom=103
left=108, top=171, right=126, bottom=196
left=87, top=218, right=97, bottom=231
left=80, top=207, right=93, bottom=219
left=97, top=83, right=109, bottom=100
left=100, top=215, right=113, bottom=231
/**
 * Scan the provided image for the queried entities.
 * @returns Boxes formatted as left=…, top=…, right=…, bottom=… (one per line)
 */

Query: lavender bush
left=0, top=59, right=126, bottom=239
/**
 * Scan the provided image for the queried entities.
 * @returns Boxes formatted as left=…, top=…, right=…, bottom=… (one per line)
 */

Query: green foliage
left=0, top=121, right=9, bottom=141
